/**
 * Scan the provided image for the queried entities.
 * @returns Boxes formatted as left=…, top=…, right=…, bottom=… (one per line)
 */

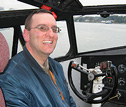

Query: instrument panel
left=81, top=55, right=126, bottom=105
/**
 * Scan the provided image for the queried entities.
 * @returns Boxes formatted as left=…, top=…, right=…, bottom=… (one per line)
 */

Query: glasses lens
left=51, top=26, right=60, bottom=33
left=39, top=25, right=48, bottom=32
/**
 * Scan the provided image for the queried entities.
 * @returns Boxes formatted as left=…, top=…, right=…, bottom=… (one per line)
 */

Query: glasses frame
left=27, top=24, right=61, bottom=33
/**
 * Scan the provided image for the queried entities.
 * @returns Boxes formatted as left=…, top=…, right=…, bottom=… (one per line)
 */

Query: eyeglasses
left=27, top=24, right=61, bottom=33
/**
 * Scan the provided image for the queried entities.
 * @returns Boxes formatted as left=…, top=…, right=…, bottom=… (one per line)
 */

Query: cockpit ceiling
left=18, top=0, right=83, bottom=11
left=17, top=0, right=126, bottom=12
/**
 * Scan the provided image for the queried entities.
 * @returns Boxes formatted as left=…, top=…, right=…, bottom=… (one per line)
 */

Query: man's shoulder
left=0, top=52, right=32, bottom=87
left=2, top=51, right=29, bottom=77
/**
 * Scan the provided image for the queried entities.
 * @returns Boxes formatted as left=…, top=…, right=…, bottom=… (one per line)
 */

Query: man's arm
left=0, top=75, right=31, bottom=107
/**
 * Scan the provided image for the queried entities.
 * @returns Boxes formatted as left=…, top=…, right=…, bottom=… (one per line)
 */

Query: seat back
left=0, top=32, right=9, bottom=107
left=0, top=32, right=10, bottom=73
left=0, top=89, right=5, bottom=107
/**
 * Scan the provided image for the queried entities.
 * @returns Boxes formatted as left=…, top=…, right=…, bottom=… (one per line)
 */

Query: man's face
left=24, top=13, right=58, bottom=56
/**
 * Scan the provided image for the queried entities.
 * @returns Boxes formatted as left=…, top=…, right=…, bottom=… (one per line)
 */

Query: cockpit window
left=50, top=21, right=70, bottom=58
left=0, top=0, right=38, bottom=11
left=74, top=14, right=126, bottom=53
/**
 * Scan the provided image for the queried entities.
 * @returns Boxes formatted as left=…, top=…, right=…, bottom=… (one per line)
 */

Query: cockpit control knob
left=118, top=64, right=126, bottom=73
left=118, top=78, right=125, bottom=86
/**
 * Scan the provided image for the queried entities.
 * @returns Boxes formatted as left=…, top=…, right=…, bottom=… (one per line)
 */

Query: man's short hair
left=25, top=9, right=53, bottom=30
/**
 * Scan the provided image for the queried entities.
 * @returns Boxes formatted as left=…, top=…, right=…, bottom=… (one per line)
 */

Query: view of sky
left=0, top=0, right=37, bottom=10
left=1, top=0, right=126, bottom=10
left=80, top=0, right=126, bottom=6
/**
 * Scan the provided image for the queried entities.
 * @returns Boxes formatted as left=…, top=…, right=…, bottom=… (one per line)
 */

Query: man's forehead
left=31, top=13, right=56, bottom=25
left=32, top=13, right=54, bottom=19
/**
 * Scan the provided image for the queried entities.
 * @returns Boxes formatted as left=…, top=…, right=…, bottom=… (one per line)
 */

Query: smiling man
left=0, top=9, right=76, bottom=107
left=24, top=10, right=58, bottom=66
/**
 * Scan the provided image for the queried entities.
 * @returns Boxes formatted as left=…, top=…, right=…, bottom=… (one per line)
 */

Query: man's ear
left=23, top=29, right=29, bottom=42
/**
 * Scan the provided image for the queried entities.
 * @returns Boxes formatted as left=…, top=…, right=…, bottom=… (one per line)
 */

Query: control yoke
left=68, top=61, right=118, bottom=103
